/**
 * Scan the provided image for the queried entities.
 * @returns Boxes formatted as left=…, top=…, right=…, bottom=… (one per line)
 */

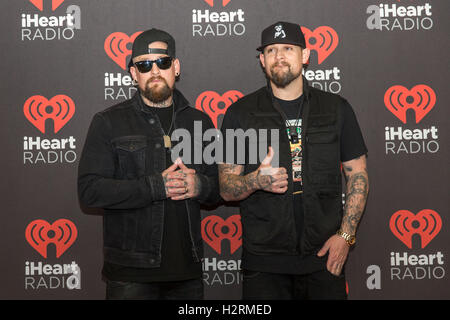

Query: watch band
left=336, top=230, right=356, bottom=246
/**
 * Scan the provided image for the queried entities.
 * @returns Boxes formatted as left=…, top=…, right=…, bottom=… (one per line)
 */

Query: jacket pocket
left=306, top=131, right=339, bottom=171
left=306, top=131, right=337, bottom=144
left=302, top=192, right=342, bottom=252
left=241, top=192, right=294, bottom=251
left=112, top=135, right=147, bottom=179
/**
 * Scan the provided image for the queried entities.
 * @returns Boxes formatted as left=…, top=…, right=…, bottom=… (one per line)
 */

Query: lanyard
left=271, top=95, right=305, bottom=144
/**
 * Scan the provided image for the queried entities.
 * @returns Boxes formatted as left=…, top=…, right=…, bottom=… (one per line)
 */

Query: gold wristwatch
left=336, top=230, right=356, bottom=246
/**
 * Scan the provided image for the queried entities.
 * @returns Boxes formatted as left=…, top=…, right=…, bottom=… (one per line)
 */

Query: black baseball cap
left=257, top=21, right=306, bottom=52
left=128, top=28, right=176, bottom=68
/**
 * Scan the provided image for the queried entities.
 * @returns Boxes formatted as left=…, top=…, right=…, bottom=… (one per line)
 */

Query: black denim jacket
left=78, top=90, right=220, bottom=268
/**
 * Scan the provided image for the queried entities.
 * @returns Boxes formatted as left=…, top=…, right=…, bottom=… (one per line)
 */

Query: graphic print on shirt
left=286, top=119, right=302, bottom=193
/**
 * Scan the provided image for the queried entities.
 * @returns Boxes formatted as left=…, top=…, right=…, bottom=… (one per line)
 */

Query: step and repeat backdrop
left=0, top=0, right=448, bottom=299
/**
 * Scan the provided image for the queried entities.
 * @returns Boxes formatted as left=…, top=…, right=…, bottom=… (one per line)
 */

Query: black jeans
left=242, top=269, right=347, bottom=300
left=105, top=278, right=204, bottom=300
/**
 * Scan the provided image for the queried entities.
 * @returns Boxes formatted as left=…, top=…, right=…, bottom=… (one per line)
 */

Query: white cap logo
left=274, top=24, right=286, bottom=39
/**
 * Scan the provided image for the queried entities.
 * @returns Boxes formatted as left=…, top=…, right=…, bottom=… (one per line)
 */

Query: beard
left=141, top=76, right=173, bottom=104
left=268, top=61, right=301, bottom=88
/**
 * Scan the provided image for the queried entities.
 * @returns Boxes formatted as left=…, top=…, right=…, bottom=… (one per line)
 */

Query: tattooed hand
left=219, top=147, right=288, bottom=201
left=255, top=146, right=288, bottom=194
left=163, top=158, right=201, bottom=200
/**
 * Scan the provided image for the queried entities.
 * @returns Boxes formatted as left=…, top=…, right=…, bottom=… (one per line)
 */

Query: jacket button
left=149, top=118, right=155, bottom=124
left=155, top=143, right=161, bottom=149
left=149, top=259, right=155, bottom=263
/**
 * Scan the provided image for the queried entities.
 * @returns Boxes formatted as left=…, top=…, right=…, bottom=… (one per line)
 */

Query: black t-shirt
left=220, top=94, right=368, bottom=274
left=102, top=104, right=202, bottom=282
left=274, top=95, right=305, bottom=194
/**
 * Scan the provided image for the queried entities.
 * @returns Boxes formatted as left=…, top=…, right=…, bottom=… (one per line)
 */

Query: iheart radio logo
left=29, top=0, right=65, bottom=11
left=204, top=0, right=232, bottom=7
left=23, top=95, right=75, bottom=134
left=384, top=85, right=436, bottom=124
left=202, top=215, right=242, bottom=254
left=25, top=219, right=77, bottom=258
left=301, top=26, right=339, bottom=64
left=104, top=31, right=142, bottom=70
left=195, top=90, right=243, bottom=128
left=390, top=210, right=442, bottom=249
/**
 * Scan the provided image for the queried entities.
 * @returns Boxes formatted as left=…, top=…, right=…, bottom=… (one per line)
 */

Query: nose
left=150, top=62, right=160, bottom=75
left=275, top=49, right=285, bottom=61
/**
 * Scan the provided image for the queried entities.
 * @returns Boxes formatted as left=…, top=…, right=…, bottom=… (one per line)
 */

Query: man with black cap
left=219, top=22, right=369, bottom=299
left=78, top=28, right=220, bottom=299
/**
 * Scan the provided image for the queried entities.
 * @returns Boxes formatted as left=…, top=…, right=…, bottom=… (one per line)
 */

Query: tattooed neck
left=141, top=94, right=173, bottom=108
left=148, top=99, right=173, bottom=108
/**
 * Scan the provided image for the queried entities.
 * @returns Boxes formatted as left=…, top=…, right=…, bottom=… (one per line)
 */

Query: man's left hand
left=317, top=235, right=350, bottom=276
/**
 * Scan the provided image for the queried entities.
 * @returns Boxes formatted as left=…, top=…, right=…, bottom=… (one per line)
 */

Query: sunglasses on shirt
left=133, top=57, right=173, bottom=73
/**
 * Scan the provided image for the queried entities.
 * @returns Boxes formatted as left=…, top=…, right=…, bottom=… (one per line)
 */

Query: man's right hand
left=253, top=146, right=288, bottom=194
left=218, top=147, right=288, bottom=202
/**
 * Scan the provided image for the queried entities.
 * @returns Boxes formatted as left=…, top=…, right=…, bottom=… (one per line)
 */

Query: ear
left=259, top=53, right=266, bottom=69
left=173, top=58, right=181, bottom=76
left=130, top=66, right=138, bottom=82
left=301, top=48, right=310, bottom=65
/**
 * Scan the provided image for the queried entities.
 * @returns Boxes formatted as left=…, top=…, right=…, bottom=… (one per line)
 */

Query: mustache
left=271, top=61, right=290, bottom=68
left=146, top=76, right=168, bottom=85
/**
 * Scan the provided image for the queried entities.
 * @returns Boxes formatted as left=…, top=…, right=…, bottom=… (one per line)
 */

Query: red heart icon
left=301, top=26, right=339, bottom=64
left=104, top=31, right=142, bottom=70
left=384, top=85, right=436, bottom=124
left=202, top=215, right=242, bottom=254
left=25, top=219, right=78, bottom=258
left=204, top=0, right=231, bottom=7
left=389, top=209, right=442, bottom=249
left=195, top=90, right=243, bottom=128
left=23, top=95, right=75, bottom=134
left=29, top=0, right=64, bottom=11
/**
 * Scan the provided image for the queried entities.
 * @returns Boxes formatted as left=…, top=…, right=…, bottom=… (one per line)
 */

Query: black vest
left=232, top=80, right=344, bottom=256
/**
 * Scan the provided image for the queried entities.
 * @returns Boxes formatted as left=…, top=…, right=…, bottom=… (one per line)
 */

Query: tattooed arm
left=218, top=163, right=249, bottom=201
left=341, top=155, right=369, bottom=235
left=218, top=147, right=289, bottom=201
left=218, top=164, right=272, bottom=201
left=318, top=154, right=369, bottom=276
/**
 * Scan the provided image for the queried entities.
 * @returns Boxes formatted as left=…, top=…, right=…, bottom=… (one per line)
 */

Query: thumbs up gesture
left=255, top=147, right=288, bottom=194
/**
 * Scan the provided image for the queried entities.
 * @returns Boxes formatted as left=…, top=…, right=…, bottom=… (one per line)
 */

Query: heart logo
left=104, top=31, right=142, bottom=70
left=301, top=26, right=339, bottom=64
left=25, top=219, right=78, bottom=258
left=195, top=90, right=243, bottom=128
left=389, top=210, right=442, bottom=249
left=23, top=95, right=75, bottom=134
left=202, top=215, right=242, bottom=254
left=384, top=85, right=436, bottom=124
left=29, top=0, right=65, bottom=11
left=204, top=0, right=231, bottom=7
